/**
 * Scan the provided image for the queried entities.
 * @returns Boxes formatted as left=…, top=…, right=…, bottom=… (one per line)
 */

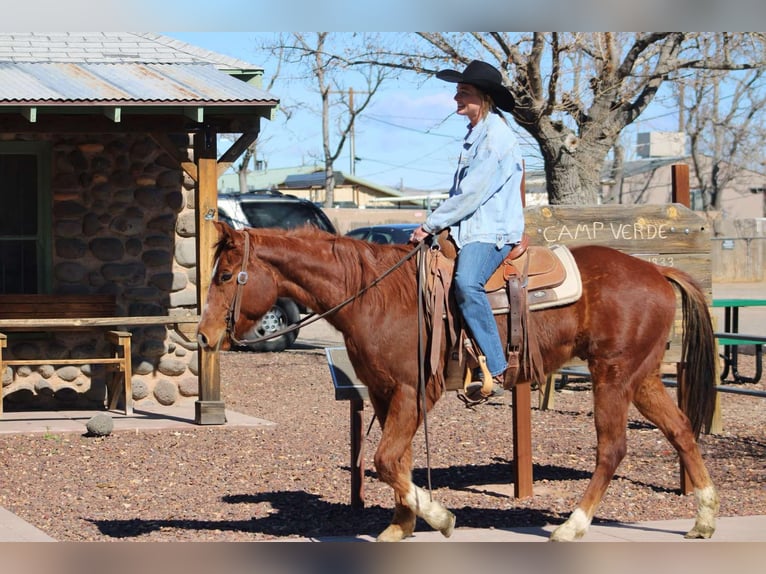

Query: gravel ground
left=0, top=329, right=764, bottom=542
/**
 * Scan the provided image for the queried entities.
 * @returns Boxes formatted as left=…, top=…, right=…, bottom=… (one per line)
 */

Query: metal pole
left=349, top=87, right=355, bottom=175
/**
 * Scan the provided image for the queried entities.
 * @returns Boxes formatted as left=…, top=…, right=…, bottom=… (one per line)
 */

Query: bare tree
left=676, top=35, right=766, bottom=211
left=223, top=36, right=288, bottom=194
left=350, top=32, right=766, bottom=205
left=265, top=33, right=389, bottom=208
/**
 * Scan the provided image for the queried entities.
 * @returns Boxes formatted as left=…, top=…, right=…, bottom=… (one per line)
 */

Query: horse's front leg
left=373, top=388, right=455, bottom=542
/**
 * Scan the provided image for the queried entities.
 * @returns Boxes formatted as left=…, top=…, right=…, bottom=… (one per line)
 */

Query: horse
left=197, top=220, right=720, bottom=542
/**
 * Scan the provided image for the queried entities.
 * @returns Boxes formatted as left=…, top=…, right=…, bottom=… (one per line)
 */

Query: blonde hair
left=480, top=91, right=506, bottom=123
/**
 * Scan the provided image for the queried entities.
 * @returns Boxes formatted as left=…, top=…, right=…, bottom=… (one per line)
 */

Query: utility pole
left=330, top=87, right=368, bottom=176
left=349, top=87, right=355, bottom=175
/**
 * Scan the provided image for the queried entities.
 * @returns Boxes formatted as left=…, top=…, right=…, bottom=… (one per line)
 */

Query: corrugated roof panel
left=0, top=62, right=278, bottom=105
left=0, top=33, right=262, bottom=71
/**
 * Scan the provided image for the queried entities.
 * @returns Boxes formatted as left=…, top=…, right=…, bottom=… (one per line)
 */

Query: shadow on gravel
left=406, top=459, right=592, bottom=491
left=88, top=488, right=561, bottom=540
left=88, top=461, right=576, bottom=540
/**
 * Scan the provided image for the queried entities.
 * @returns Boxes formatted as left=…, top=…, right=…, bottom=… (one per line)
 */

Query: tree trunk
left=238, top=167, right=249, bottom=194
left=324, top=165, right=335, bottom=207
left=540, top=143, right=602, bottom=205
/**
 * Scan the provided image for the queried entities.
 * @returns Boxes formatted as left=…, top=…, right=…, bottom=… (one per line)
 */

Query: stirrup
left=458, top=355, right=505, bottom=406
left=462, top=355, right=495, bottom=398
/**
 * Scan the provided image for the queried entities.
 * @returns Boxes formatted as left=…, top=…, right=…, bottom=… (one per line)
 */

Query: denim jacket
left=423, top=113, right=524, bottom=249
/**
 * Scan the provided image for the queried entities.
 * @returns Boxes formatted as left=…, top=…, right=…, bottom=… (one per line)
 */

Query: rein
left=226, top=230, right=427, bottom=347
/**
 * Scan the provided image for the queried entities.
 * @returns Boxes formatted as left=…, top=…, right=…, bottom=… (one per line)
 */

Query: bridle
left=222, top=228, right=427, bottom=347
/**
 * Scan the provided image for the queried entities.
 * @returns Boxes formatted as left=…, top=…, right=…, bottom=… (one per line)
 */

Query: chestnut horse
left=197, top=221, right=719, bottom=542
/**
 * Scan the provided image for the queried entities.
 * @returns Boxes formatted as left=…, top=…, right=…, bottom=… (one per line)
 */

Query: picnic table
left=712, top=298, right=765, bottom=384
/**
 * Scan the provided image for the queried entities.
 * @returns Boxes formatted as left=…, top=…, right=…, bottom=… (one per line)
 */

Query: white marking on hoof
left=549, top=508, right=590, bottom=542
left=686, top=485, right=719, bottom=539
left=376, top=524, right=409, bottom=542
left=440, top=511, right=456, bottom=538
left=404, top=484, right=455, bottom=534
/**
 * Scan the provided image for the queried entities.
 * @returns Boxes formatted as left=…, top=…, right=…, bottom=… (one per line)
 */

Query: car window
left=239, top=202, right=335, bottom=233
left=369, top=232, right=391, bottom=244
left=217, top=208, right=235, bottom=228
left=345, top=228, right=371, bottom=241
left=390, top=228, right=415, bottom=244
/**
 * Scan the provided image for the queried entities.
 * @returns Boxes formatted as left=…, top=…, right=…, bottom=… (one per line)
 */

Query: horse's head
left=197, top=221, right=279, bottom=351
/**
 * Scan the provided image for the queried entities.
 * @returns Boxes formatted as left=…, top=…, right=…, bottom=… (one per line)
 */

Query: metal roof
left=0, top=62, right=277, bottom=106
left=0, top=33, right=277, bottom=114
left=283, top=170, right=403, bottom=197
left=0, top=32, right=260, bottom=70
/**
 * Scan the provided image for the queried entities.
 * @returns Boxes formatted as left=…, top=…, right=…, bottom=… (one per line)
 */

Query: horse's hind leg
left=550, top=373, right=631, bottom=542
left=632, top=373, right=719, bottom=539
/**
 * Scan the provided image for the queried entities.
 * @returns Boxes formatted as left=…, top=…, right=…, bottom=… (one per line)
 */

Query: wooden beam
left=150, top=132, right=198, bottom=182
left=217, top=129, right=259, bottom=178
left=0, top=113, right=260, bottom=134
left=194, top=126, right=225, bottom=425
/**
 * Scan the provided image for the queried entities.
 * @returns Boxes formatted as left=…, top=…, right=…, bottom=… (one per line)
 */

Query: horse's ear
left=212, top=219, right=233, bottom=241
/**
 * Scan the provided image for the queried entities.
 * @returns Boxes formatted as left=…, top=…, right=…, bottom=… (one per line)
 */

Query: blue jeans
left=453, top=241, right=512, bottom=376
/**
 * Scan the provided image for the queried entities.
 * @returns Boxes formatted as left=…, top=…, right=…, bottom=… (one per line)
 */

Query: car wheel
left=239, top=298, right=301, bottom=352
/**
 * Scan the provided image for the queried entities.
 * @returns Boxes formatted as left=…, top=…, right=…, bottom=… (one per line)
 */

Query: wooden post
left=512, top=381, right=533, bottom=498
left=349, top=398, right=365, bottom=508
left=671, top=164, right=691, bottom=208
left=538, top=373, right=555, bottom=410
left=676, top=362, right=694, bottom=495
left=194, top=127, right=226, bottom=425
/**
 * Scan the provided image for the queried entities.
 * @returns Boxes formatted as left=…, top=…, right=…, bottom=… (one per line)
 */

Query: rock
left=85, top=413, right=114, bottom=437
left=153, top=378, right=178, bottom=406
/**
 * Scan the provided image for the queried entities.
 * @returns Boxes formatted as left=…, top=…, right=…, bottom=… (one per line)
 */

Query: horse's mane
left=215, top=225, right=418, bottom=301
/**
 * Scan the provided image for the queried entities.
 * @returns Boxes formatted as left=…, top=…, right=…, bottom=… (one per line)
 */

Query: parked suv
left=217, top=190, right=337, bottom=352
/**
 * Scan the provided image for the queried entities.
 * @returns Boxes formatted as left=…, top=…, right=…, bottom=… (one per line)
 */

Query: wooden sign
left=524, top=203, right=712, bottom=363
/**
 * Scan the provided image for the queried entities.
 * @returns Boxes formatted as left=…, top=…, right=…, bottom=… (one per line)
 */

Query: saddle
left=426, top=232, right=582, bottom=397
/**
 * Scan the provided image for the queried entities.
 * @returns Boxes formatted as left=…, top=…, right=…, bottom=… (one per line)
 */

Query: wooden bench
left=0, top=294, right=199, bottom=417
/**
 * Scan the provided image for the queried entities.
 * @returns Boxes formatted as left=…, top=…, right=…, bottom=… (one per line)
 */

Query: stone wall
left=1, top=132, right=200, bottom=410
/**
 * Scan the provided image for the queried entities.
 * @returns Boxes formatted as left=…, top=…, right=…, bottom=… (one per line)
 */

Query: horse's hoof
left=440, top=511, right=456, bottom=538
left=376, top=524, right=410, bottom=542
left=685, top=525, right=715, bottom=539
left=549, top=523, right=584, bottom=542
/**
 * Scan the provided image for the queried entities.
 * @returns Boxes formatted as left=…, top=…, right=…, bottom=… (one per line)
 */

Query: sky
left=166, top=32, right=691, bottom=194
left=6, top=6, right=766, bottom=191
left=166, top=32, right=488, bottom=192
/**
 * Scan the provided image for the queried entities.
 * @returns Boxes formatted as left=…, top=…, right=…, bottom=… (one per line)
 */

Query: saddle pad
left=526, top=244, right=582, bottom=310
left=486, top=244, right=582, bottom=313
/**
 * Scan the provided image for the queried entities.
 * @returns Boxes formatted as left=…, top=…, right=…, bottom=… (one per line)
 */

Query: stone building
left=0, top=33, right=278, bottom=420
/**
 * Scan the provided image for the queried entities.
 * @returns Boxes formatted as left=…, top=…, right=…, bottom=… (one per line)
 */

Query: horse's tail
left=661, top=267, right=717, bottom=437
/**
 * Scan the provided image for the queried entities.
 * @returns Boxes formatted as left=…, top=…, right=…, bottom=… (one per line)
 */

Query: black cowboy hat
left=436, top=60, right=514, bottom=113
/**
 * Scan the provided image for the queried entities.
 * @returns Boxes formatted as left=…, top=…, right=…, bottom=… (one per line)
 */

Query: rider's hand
left=409, top=225, right=431, bottom=244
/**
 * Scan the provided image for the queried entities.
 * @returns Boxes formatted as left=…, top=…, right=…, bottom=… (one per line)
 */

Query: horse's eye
left=220, top=272, right=233, bottom=282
